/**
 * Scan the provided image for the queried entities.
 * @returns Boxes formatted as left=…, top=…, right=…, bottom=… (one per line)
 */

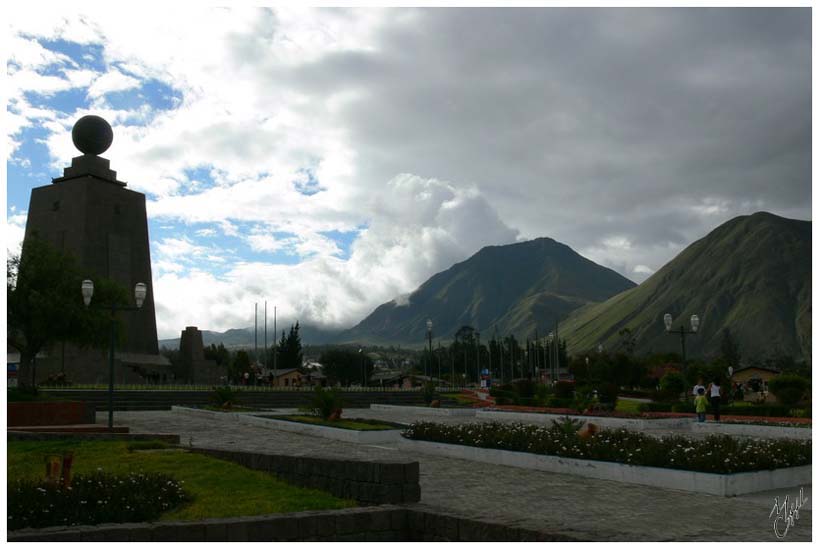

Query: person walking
left=707, top=378, right=721, bottom=421
left=694, top=387, right=708, bottom=422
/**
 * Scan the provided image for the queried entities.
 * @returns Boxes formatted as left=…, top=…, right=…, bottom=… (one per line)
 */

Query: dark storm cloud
left=279, top=7, right=811, bottom=279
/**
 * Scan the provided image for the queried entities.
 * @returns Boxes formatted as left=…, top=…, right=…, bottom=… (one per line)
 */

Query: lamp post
left=663, top=313, right=700, bottom=363
left=82, top=279, right=147, bottom=430
left=547, top=332, right=554, bottom=384
left=426, top=319, right=433, bottom=382
left=358, top=348, right=364, bottom=387
left=475, top=331, right=480, bottom=386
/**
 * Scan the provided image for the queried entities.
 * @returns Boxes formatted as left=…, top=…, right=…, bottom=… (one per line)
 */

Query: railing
left=36, top=384, right=472, bottom=392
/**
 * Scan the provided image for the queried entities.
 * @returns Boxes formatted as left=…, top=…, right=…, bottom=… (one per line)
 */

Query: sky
left=5, top=7, right=811, bottom=339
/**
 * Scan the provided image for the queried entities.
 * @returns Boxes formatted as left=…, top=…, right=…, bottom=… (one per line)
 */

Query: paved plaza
left=100, top=409, right=812, bottom=542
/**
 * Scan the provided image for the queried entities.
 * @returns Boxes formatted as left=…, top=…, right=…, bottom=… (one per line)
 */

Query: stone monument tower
left=178, top=326, right=221, bottom=384
left=22, top=115, right=169, bottom=383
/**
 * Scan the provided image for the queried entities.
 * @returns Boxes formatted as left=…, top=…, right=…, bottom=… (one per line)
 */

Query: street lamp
left=663, top=313, right=700, bottom=363
left=426, top=319, right=433, bottom=382
left=358, top=348, right=364, bottom=387
left=82, top=279, right=147, bottom=430
left=475, top=331, right=480, bottom=387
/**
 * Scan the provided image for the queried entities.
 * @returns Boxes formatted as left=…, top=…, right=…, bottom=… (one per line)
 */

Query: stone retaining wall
left=7, top=431, right=180, bottom=443
left=7, top=505, right=579, bottom=542
left=193, top=447, right=420, bottom=505
left=370, top=404, right=477, bottom=417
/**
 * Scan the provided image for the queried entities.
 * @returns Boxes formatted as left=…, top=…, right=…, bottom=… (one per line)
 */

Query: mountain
left=559, top=212, right=811, bottom=361
left=158, top=324, right=343, bottom=350
left=341, top=237, right=637, bottom=346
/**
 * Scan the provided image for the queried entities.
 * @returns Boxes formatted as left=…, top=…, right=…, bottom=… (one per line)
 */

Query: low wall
left=7, top=504, right=580, bottom=542
left=171, top=407, right=403, bottom=443
left=194, top=447, right=420, bottom=505
left=7, top=432, right=180, bottom=444
left=8, top=401, right=95, bottom=427
left=691, top=422, right=812, bottom=440
left=370, top=404, right=477, bottom=417
left=398, top=438, right=812, bottom=497
left=240, top=415, right=403, bottom=444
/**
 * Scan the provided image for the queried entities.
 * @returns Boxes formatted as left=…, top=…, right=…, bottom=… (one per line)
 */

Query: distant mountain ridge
left=339, top=237, right=637, bottom=346
left=559, top=212, right=811, bottom=361
left=158, top=324, right=343, bottom=350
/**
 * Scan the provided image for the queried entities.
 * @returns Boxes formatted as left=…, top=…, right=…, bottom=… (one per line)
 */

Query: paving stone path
left=102, top=410, right=811, bottom=542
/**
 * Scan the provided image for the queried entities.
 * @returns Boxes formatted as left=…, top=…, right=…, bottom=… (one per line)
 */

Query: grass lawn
left=7, top=440, right=356, bottom=522
left=267, top=415, right=405, bottom=431
left=201, top=405, right=271, bottom=413
left=615, top=399, right=642, bottom=414
left=440, top=392, right=477, bottom=406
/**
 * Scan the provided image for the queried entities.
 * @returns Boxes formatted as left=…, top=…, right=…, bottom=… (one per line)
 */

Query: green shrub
left=768, top=375, right=810, bottom=408
left=534, top=384, right=551, bottom=405
left=790, top=408, right=810, bottom=419
left=659, top=372, right=686, bottom=399
left=573, top=385, right=596, bottom=413
left=516, top=397, right=537, bottom=407
left=490, top=389, right=516, bottom=402
left=494, top=396, right=512, bottom=405
left=551, top=416, right=585, bottom=435
left=671, top=402, right=692, bottom=413
left=596, top=382, right=619, bottom=405
left=722, top=404, right=809, bottom=418
left=309, top=386, right=343, bottom=420
left=513, top=379, right=537, bottom=399
left=638, top=402, right=674, bottom=413
left=210, top=386, right=238, bottom=409
left=422, top=382, right=437, bottom=405
left=7, top=471, right=191, bottom=530
left=554, top=381, right=575, bottom=399
left=546, top=397, right=575, bottom=409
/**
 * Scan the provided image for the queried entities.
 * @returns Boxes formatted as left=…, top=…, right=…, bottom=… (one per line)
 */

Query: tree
left=231, top=350, right=251, bottom=383
left=204, top=343, right=230, bottom=367
left=7, top=236, right=127, bottom=388
left=320, top=349, right=374, bottom=386
left=768, top=374, right=809, bottom=408
left=277, top=323, right=303, bottom=370
left=720, top=328, right=741, bottom=367
left=659, top=372, right=686, bottom=401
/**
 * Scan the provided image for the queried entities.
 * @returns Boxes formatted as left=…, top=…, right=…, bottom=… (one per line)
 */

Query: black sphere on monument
left=72, top=115, right=114, bottom=156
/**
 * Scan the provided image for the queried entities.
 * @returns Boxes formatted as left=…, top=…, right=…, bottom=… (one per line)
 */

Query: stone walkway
left=100, top=410, right=812, bottom=541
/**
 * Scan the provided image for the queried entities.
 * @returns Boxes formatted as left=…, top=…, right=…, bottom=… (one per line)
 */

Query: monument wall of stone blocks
left=179, top=326, right=223, bottom=384
left=20, top=116, right=169, bottom=384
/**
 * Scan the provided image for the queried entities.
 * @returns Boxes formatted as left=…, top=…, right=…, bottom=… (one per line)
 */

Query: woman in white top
left=707, top=379, right=721, bottom=421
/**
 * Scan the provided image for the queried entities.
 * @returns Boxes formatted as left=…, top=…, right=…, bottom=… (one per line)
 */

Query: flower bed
left=8, top=471, right=190, bottom=530
left=402, top=421, right=811, bottom=474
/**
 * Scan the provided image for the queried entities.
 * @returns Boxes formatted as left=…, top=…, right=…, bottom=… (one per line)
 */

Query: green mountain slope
left=342, top=237, right=637, bottom=346
left=560, top=212, right=811, bottom=361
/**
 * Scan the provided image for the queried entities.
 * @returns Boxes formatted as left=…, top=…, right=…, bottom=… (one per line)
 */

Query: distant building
left=732, top=366, right=780, bottom=403
left=269, top=368, right=303, bottom=387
